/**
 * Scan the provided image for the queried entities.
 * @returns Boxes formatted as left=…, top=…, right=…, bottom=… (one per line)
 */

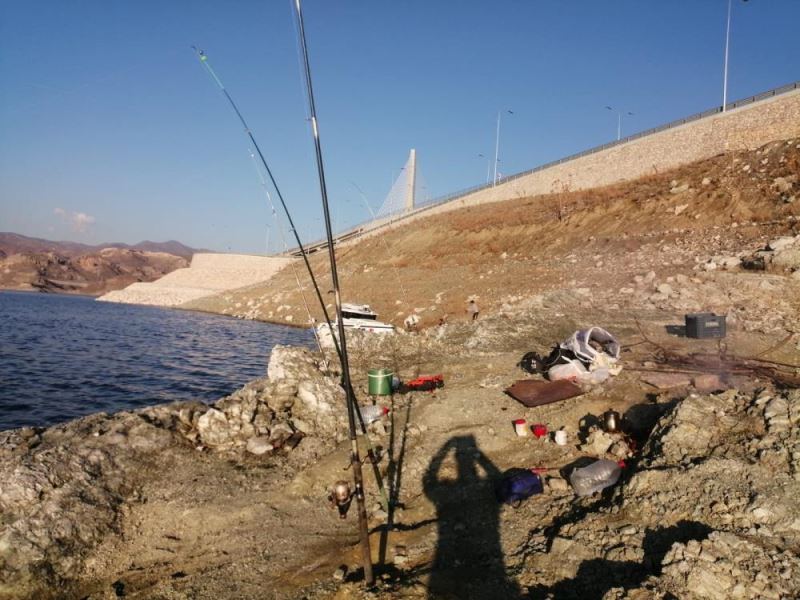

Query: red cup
left=532, top=424, right=548, bottom=438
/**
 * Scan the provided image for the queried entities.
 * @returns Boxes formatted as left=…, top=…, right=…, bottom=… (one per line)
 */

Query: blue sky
left=1, top=1, right=798, bottom=254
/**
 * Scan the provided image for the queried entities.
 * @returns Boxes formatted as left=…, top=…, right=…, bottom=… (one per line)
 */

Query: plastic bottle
left=569, top=459, right=622, bottom=496
left=359, top=405, right=389, bottom=425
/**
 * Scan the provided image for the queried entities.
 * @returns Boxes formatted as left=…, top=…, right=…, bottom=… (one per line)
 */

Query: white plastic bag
left=548, top=360, right=587, bottom=382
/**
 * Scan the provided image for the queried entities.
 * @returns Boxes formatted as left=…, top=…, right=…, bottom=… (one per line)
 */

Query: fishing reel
left=329, top=480, right=354, bottom=519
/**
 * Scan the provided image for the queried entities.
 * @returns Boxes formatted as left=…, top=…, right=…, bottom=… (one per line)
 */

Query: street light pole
left=493, top=109, right=513, bottom=187
left=723, top=0, right=732, bottom=111
left=605, top=106, right=634, bottom=141
left=493, top=111, right=501, bottom=186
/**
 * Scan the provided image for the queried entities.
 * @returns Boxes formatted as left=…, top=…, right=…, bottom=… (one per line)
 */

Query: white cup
left=554, top=430, right=568, bottom=445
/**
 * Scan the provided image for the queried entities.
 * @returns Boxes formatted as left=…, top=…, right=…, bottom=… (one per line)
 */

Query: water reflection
left=0, top=292, right=312, bottom=430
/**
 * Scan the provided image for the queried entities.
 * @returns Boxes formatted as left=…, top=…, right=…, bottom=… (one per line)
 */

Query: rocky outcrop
left=186, top=345, right=348, bottom=449
left=0, top=249, right=187, bottom=296
left=0, top=411, right=183, bottom=599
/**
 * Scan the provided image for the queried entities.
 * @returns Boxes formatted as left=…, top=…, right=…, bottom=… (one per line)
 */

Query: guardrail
left=291, top=79, right=799, bottom=254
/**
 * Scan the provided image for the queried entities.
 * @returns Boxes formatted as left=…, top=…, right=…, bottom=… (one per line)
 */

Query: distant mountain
left=0, top=233, right=203, bottom=259
left=122, top=240, right=200, bottom=258
left=0, top=232, right=97, bottom=257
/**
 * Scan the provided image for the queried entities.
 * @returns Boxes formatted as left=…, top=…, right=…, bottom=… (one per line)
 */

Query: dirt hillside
left=185, top=139, right=800, bottom=329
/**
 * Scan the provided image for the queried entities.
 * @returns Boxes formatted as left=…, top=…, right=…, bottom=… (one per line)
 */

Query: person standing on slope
left=467, top=299, right=480, bottom=321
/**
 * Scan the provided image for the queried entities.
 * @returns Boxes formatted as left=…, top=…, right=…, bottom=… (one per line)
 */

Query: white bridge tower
left=375, top=148, right=427, bottom=220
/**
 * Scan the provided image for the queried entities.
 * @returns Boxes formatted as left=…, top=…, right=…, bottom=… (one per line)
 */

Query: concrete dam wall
left=350, top=86, right=800, bottom=241
left=97, top=253, right=293, bottom=307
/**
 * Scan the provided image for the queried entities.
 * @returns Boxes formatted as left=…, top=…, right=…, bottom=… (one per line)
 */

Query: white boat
left=339, top=303, right=395, bottom=333
left=315, top=303, right=394, bottom=345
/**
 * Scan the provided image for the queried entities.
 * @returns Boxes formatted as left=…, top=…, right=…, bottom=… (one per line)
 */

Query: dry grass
left=186, top=139, right=800, bottom=329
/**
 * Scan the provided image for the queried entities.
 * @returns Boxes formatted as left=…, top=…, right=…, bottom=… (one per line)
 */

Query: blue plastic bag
left=495, top=468, right=544, bottom=507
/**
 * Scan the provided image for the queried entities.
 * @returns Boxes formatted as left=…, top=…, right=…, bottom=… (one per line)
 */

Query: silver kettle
left=603, top=409, right=621, bottom=433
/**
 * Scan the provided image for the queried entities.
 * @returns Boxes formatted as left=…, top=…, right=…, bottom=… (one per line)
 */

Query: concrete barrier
left=323, top=86, right=800, bottom=248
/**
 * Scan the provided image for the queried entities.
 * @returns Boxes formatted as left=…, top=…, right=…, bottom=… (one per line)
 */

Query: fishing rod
left=292, top=0, right=374, bottom=586
left=191, top=46, right=336, bottom=338
left=193, top=47, right=390, bottom=517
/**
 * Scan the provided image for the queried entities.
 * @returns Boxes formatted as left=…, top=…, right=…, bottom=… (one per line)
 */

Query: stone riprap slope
left=411, top=89, right=800, bottom=219
left=97, top=253, right=293, bottom=307
left=318, top=86, right=800, bottom=249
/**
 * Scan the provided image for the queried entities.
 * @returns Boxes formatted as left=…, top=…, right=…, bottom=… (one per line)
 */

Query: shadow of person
left=423, top=435, right=522, bottom=599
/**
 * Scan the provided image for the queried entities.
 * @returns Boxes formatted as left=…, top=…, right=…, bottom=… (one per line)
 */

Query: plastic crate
left=685, top=313, right=727, bottom=339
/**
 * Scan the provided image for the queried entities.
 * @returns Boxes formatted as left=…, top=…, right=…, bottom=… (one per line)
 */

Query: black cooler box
left=685, top=313, right=727, bottom=339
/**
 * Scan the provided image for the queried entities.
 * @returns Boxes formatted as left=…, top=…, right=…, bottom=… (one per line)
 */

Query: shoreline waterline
left=0, top=291, right=313, bottom=431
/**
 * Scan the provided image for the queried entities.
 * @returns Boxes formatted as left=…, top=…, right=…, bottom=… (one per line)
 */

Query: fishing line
left=247, top=148, right=329, bottom=366
left=193, top=44, right=389, bottom=516
left=191, top=46, right=337, bottom=342
left=292, top=0, right=374, bottom=584
left=351, top=181, right=411, bottom=309
left=248, top=146, right=389, bottom=511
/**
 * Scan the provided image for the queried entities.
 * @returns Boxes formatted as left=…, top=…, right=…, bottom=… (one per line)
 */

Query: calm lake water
left=0, top=291, right=313, bottom=431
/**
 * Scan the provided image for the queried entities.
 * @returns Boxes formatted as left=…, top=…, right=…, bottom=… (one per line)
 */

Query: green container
left=368, top=368, right=393, bottom=396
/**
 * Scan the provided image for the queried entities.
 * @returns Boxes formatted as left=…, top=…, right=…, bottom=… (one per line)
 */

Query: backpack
left=494, top=468, right=544, bottom=507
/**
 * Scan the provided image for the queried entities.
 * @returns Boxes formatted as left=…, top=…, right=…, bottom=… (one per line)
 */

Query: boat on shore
left=315, top=303, right=394, bottom=345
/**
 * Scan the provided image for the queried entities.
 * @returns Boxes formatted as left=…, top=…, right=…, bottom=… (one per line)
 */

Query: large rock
left=266, top=346, right=347, bottom=439
left=772, top=247, right=800, bottom=270
left=196, top=408, right=232, bottom=447
left=0, top=411, right=185, bottom=597
left=767, top=236, right=797, bottom=252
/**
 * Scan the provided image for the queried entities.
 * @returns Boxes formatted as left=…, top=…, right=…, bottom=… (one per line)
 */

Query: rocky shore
left=0, top=346, right=349, bottom=599
left=2, top=296, right=799, bottom=598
